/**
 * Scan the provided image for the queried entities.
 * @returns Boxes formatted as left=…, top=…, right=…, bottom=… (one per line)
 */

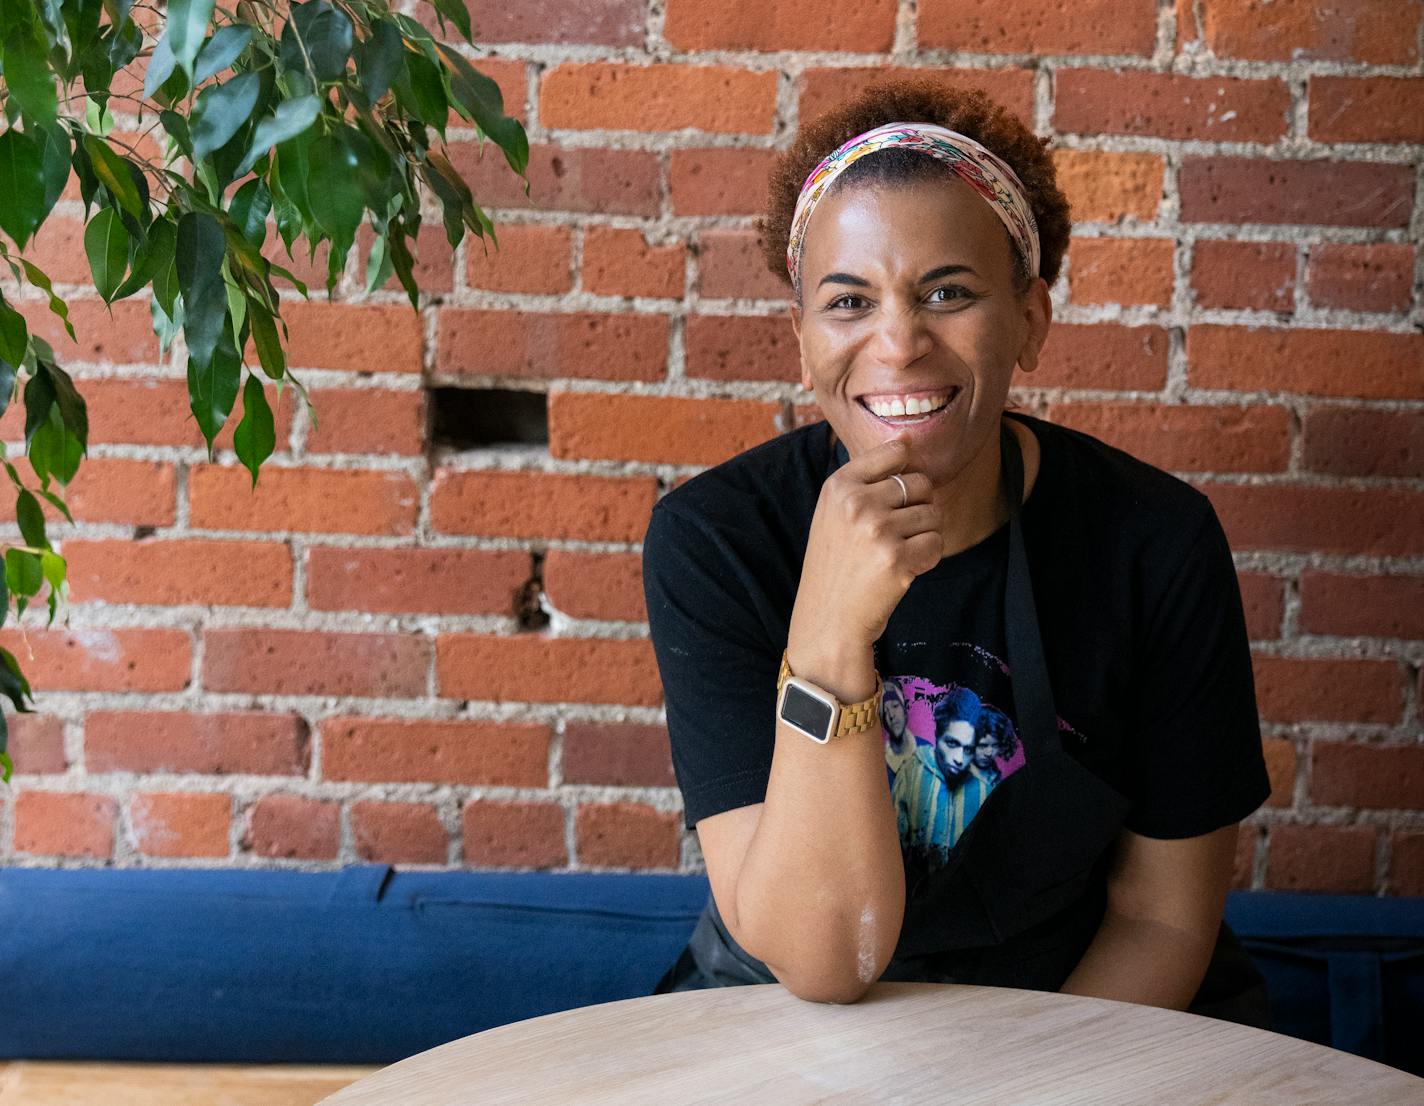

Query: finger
left=840, top=435, right=915, bottom=484
left=876, top=470, right=933, bottom=508
left=889, top=503, right=942, bottom=537
left=901, top=531, right=944, bottom=577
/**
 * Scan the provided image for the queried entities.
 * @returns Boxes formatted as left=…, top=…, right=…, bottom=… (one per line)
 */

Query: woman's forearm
left=1058, top=908, right=1217, bottom=1010
left=728, top=643, right=906, bottom=1003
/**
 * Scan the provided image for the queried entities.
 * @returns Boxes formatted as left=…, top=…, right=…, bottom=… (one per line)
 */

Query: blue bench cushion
left=0, top=865, right=709, bottom=1063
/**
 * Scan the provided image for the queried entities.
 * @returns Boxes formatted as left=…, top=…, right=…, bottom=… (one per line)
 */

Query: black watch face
left=782, top=683, right=834, bottom=742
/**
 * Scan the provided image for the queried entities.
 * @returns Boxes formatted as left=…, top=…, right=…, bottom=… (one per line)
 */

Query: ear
left=1014, top=277, right=1054, bottom=375
left=790, top=302, right=814, bottom=393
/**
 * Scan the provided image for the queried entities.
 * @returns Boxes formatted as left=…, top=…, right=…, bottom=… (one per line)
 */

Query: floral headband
left=785, top=121, right=1041, bottom=299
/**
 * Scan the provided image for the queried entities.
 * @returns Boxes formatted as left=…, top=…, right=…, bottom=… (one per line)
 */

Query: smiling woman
left=642, top=77, right=1273, bottom=1023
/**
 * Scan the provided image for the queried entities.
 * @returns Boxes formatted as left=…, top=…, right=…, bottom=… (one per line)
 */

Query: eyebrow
left=816, top=263, right=979, bottom=291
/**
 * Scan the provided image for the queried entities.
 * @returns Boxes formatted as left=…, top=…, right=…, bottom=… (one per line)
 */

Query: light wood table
left=320, top=982, right=1423, bottom=1105
left=0, top=1062, right=377, bottom=1105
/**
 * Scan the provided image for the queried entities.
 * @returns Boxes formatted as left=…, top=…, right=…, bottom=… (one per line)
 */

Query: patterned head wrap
left=785, top=121, right=1041, bottom=300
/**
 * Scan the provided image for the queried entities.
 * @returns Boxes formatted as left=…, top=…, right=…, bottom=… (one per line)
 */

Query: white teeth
left=865, top=391, right=952, bottom=420
left=890, top=398, right=906, bottom=417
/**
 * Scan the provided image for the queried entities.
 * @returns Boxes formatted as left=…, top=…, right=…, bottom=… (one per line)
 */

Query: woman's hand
left=786, top=436, right=942, bottom=699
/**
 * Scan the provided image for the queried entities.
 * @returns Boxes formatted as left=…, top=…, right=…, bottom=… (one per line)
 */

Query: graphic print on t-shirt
left=881, top=664, right=1028, bottom=869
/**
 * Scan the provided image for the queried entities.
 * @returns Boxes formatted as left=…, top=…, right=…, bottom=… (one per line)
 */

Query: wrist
left=784, top=638, right=879, bottom=705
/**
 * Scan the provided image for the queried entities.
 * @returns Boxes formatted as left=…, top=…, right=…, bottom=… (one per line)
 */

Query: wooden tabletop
left=321, top=982, right=1424, bottom=1105
left=0, top=1062, right=377, bottom=1106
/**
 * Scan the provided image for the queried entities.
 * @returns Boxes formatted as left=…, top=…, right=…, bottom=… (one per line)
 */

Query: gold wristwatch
left=776, top=650, right=883, bottom=744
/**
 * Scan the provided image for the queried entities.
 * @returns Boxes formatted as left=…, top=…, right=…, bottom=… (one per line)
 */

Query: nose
left=868, top=298, right=934, bottom=367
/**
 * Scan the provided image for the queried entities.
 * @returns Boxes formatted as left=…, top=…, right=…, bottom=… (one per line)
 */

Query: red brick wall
left=2, top=0, right=1420, bottom=895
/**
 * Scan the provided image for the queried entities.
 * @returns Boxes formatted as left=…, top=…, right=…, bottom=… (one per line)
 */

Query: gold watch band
left=777, top=650, right=883, bottom=739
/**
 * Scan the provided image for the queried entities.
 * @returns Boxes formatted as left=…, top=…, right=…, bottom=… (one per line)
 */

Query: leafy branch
left=0, top=0, right=529, bottom=781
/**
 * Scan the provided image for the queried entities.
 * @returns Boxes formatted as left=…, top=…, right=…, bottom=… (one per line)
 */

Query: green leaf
left=0, top=129, right=46, bottom=248
left=176, top=211, right=227, bottom=371
left=365, top=230, right=393, bottom=293
left=3, top=22, right=59, bottom=126
left=232, top=372, right=274, bottom=485
left=165, top=0, right=216, bottom=80
left=36, top=484, right=73, bottom=524
left=0, top=750, right=10, bottom=784
left=143, top=24, right=178, bottom=98
left=22, top=369, right=56, bottom=451
left=308, top=133, right=363, bottom=252
left=40, top=548, right=65, bottom=625
left=0, top=647, right=34, bottom=713
left=228, top=178, right=271, bottom=246
left=84, top=207, right=129, bottom=302
left=19, top=260, right=73, bottom=340
left=0, top=296, right=26, bottom=366
left=107, top=13, right=143, bottom=69
left=225, top=270, right=247, bottom=343
left=190, top=71, right=261, bottom=161
left=111, top=214, right=176, bottom=302
left=29, top=402, right=82, bottom=486
left=5, top=549, right=42, bottom=598
left=395, top=48, right=448, bottom=135
left=150, top=225, right=181, bottom=315
left=15, top=490, right=45, bottom=549
left=187, top=325, right=240, bottom=453
left=284, top=1, right=353, bottom=82
left=437, top=45, right=529, bottom=176
left=152, top=294, right=183, bottom=359
left=159, top=109, right=194, bottom=159
left=82, top=136, right=143, bottom=219
left=430, top=0, right=472, bottom=42
left=0, top=357, right=16, bottom=423
left=274, top=129, right=315, bottom=236
left=193, top=23, right=253, bottom=84
left=35, top=121, right=70, bottom=218
left=247, top=299, right=285, bottom=380
left=43, top=359, right=89, bottom=449
left=357, top=18, right=403, bottom=102
left=236, top=93, right=320, bottom=177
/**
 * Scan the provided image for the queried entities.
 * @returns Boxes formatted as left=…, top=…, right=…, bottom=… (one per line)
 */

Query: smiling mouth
left=857, top=387, right=961, bottom=426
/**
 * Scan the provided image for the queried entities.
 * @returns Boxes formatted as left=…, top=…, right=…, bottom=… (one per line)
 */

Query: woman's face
left=789, top=175, right=1051, bottom=489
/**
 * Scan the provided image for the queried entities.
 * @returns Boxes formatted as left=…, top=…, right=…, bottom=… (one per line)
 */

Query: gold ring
left=890, top=473, right=908, bottom=508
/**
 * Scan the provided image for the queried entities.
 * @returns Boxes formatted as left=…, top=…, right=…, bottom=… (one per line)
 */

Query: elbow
left=776, top=967, right=876, bottom=1005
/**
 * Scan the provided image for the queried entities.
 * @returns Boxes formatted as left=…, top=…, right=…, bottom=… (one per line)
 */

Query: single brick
left=243, top=794, right=340, bottom=860
left=548, top=392, right=783, bottom=466
left=19, top=299, right=158, bottom=365
left=62, top=538, right=293, bottom=608
left=302, top=388, right=427, bottom=456
left=1191, top=241, right=1295, bottom=312
left=1298, top=572, right=1424, bottom=640
left=1262, top=737, right=1297, bottom=808
left=188, top=465, right=419, bottom=536
left=6, top=714, right=66, bottom=774
left=14, top=791, right=116, bottom=858
left=669, top=148, right=777, bottom=216
left=919, top=0, right=1157, bottom=56
left=466, top=224, right=572, bottom=294
left=1066, top=238, right=1175, bottom=307
left=1029, top=324, right=1169, bottom=391
left=462, top=801, right=567, bottom=868
left=436, top=310, right=668, bottom=382
left=1206, top=483, right=1424, bottom=558
left=1305, top=243, right=1414, bottom=313
left=321, top=717, right=551, bottom=786
left=84, top=711, right=309, bottom=775
left=305, top=547, right=530, bottom=616
left=1232, top=824, right=1259, bottom=890
left=665, top=0, right=895, bottom=51
left=23, top=216, right=94, bottom=283
left=1056, top=71, right=1290, bottom=142
left=429, top=469, right=657, bottom=542
left=1045, top=402, right=1290, bottom=473
left=562, top=722, right=676, bottom=788
left=464, top=0, right=644, bottom=46
left=1195, top=0, right=1420, bottom=65
left=1301, top=408, right=1424, bottom=479
left=684, top=315, right=801, bottom=383
left=799, top=68, right=1035, bottom=128
left=698, top=228, right=792, bottom=300
left=1188, top=328, right=1422, bottom=400
left=1237, top=573, right=1285, bottom=641
left=1311, top=741, right=1424, bottom=810
left=437, top=635, right=662, bottom=706
left=351, top=801, right=448, bottom=864
left=203, top=629, right=430, bottom=698
left=1052, top=151, right=1163, bottom=223
left=542, top=550, right=646, bottom=622
left=1309, top=77, right=1424, bottom=144
left=582, top=228, right=685, bottom=299
left=576, top=802, right=682, bottom=869
left=0, top=628, right=191, bottom=692
left=1250, top=656, right=1404, bottom=725
left=1265, top=824, right=1377, bottom=894
left=541, top=64, right=776, bottom=134
left=1179, top=159, right=1414, bottom=228
left=448, top=143, right=660, bottom=216
left=130, top=792, right=230, bottom=858
left=281, top=301, right=423, bottom=373
left=29, top=458, right=176, bottom=527
left=1389, top=832, right=1424, bottom=896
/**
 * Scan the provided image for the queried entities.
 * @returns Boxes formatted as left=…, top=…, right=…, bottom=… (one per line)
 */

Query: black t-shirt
left=643, top=412, right=1271, bottom=856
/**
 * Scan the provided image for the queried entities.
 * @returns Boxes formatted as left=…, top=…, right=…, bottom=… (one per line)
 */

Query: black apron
left=656, top=418, right=1269, bottom=1028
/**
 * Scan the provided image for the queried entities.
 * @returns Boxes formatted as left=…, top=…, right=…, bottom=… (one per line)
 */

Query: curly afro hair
left=758, top=77, right=1072, bottom=299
